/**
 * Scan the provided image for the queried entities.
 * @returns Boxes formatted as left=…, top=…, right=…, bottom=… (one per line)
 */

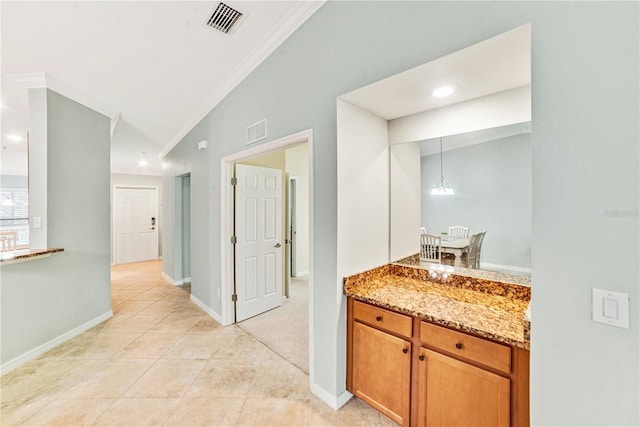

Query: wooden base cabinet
left=352, top=322, right=411, bottom=426
left=346, top=298, right=529, bottom=427
left=416, top=347, right=510, bottom=427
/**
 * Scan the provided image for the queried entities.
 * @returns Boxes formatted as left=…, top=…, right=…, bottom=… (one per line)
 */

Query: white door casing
left=114, top=187, right=158, bottom=264
left=235, top=164, right=283, bottom=322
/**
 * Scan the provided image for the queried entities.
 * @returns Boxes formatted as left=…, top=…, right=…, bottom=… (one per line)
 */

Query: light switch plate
left=592, top=288, right=629, bottom=329
left=33, top=216, right=42, bottom=229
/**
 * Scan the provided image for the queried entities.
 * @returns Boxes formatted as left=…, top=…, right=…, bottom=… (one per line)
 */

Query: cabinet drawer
left=420, top=322, right=511, bottom=374
left=353, top=300, right=412, bottom=338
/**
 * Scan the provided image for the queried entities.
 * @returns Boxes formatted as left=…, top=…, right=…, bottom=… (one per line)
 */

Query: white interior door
left=235, top=164, right=283, bottom=322
left=115, top=187, right=158, bottom=264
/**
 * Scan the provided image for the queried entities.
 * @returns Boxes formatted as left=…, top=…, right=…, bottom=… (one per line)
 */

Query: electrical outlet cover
left=592, top=288, right=629, bottom=329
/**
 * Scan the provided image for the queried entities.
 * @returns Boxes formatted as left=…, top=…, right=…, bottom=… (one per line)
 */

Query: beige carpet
left=237, top=276, right=309, bottom=374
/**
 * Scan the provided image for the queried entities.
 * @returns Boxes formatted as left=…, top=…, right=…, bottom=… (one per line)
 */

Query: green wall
left=0, top=175, right=28, bottom=188
left=1, top=90, right=112, bottom=367
left=421, top=133, right=532, bottom=269
left=162, top=2, right=639, bottom=424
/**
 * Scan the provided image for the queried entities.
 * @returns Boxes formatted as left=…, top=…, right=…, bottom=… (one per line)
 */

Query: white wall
left=110, top=173, right=163, bottom=264
left=285, top=143, right=310, bottom=276
left=390, top=142, right=421, bottom=261
left=336, top=99, right=389, bottom=279
left=27, top=88, right=48, bottom=248
left=389, top=86, right=531, bottom=144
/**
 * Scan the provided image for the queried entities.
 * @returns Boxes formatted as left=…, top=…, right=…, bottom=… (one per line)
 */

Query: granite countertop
left=344, top=263, right=531, bottom=350
left=0, top=248, right=64, bottom=264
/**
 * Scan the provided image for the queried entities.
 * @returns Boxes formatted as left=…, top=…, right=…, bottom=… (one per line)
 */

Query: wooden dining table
left=440, top=236, right=471, bottom=267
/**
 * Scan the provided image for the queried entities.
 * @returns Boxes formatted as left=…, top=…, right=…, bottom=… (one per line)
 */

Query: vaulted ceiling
left=1, top=1, right=324, bottom=175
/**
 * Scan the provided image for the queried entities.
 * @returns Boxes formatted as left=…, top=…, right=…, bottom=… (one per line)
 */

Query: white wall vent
left=206, top=2, right=245, bottom=35
left=246, top=118, right=267, bottom=145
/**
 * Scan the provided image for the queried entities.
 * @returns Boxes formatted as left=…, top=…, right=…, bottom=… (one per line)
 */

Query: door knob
left=274, top=243, right=282, bottom=248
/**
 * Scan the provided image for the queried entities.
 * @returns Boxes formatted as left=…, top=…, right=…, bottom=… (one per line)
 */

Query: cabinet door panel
left=417, top=348, right=510, bottom=427
left=353, top=322, right=411, bottom=427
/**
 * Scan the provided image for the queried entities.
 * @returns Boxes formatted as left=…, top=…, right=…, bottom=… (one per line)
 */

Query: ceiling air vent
left=206, top=2, right=244, bottom=35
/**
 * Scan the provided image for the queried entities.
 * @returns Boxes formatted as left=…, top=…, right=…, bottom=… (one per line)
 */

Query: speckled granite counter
left=344, top=263, right=531, bottom=349
left=0, top=248, right=64, bottom=264
left=394, top=253, right=531, bottom=286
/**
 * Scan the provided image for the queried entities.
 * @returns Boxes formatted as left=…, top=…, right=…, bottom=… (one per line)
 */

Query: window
left=0, top=188, right=29, bottom=247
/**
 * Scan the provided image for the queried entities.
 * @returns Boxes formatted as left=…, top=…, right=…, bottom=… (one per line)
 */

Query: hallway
left=0, top=261, right=394, bottom=426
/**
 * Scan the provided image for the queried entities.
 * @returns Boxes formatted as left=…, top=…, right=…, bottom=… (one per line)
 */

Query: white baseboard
left=190, top=294, right=226, bottom=325
left=310, top=383, right=353, bottom=410
left=161, top=271, right=175, bottom=284
left=335, top=389, right=353, bottom=410
left=480, top=262, right=532, bottom=275
left=174, top=277, right=191, bottom=286
left=0, top=310, right=113, bottom=375
left=295, top=270, right=309, bottom=277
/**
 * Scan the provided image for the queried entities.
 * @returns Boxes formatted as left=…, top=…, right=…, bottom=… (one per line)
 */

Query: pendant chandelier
left=430, top=137, right=454, bottom=195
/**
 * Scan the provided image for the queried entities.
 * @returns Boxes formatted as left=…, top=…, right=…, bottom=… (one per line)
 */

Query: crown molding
left=110, top=112, right=121, bottom=138
left=7, top=72, right=117, bottom=120
left=110, top=167, right=162, bottom=177
left=7, top=72, right=47, bottom=88
left=159, top=0, right=326, bottom=158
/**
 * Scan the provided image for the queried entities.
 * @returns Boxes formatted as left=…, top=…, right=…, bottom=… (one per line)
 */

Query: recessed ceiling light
left=138, top=152, right=148, bottom=167
left=432, top=84, right=458, bottom=98
left=6, top=134, right=24, bottom=142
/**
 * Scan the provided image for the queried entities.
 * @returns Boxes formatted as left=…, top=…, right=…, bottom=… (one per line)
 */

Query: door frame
left=220, top=128, right=313, bottom=370
left=174, top=173, right=191, bottom=285
left=288, top=175, right=298, bottom=279
left=112, top=185, right=159, bottom=265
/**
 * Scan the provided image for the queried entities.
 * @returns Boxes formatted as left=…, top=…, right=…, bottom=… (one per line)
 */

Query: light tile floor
left=0, top=260, right=397, bottom=426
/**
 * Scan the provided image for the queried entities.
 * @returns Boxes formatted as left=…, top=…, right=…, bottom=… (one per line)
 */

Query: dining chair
left=448, top=225, right=469, bottom=238
left=420, top=233, right=441, bottom=263
left=420, top=226, right=427, bottom=234
left=0, top=231, right=18, bottom=252
left=465, top=231, right=486, bottom=269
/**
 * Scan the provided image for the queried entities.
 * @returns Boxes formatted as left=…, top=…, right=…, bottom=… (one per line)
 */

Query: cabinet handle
left=418, top=355, right=425, bottom=361
left=375, top=316, right=382, bottom=321
left=455, top=343, right=463, bottom=350
left=402, top=348, right=408, bottom=354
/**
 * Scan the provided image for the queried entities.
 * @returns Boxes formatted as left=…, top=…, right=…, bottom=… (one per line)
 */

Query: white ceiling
left=1, top=1, right=324, bottom=176
left=340, top=24, right=531, bottom=154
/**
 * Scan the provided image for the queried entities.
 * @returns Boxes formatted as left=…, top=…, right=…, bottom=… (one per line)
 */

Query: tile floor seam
left=235, top=325, right=308, bottom=376
left=231, top=396, right=250, bottom=427
left=113, top=357, right=161, bottom=398
left=2, top=260, right=396, bottom=426
left=82, top=396, right=120, bottom=427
